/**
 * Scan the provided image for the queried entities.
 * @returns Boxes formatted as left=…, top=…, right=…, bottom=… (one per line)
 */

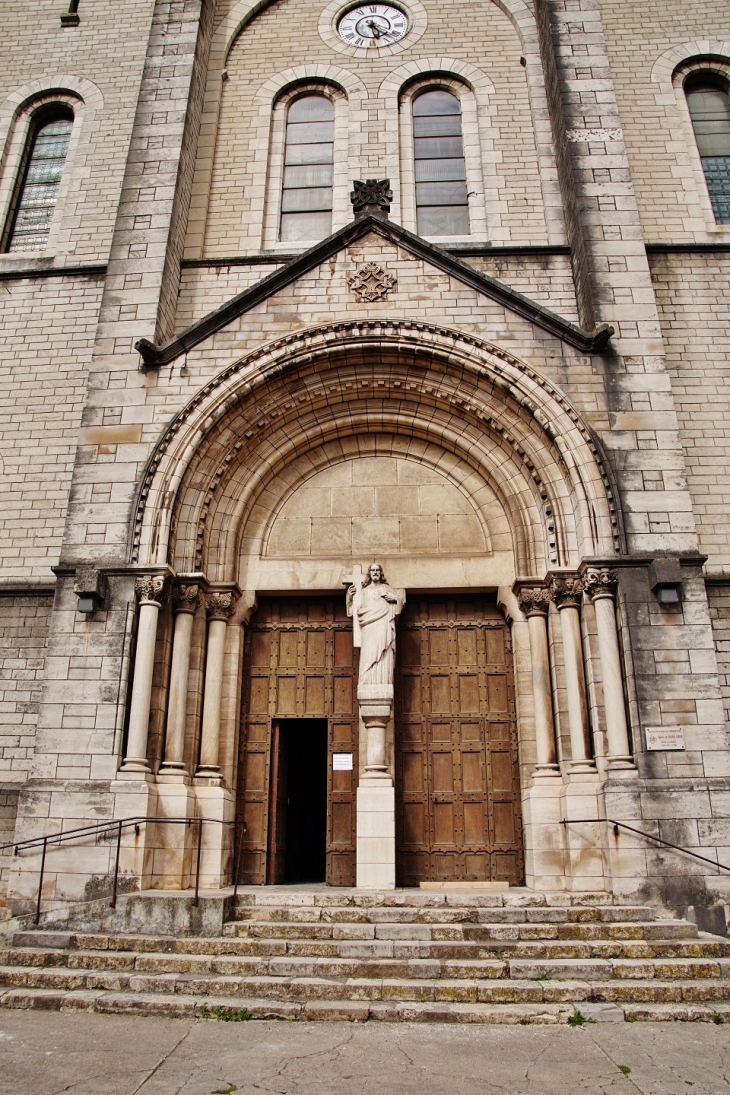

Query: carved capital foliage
left=549, top=575, right=584, bottom=609
left=518, top=587, right=551, bottom=618
left=172, top=582, right=202, bottom=615
left=583, top=567, right=618, bottom=601
left=350, top=178, right=393, bottom=214
left=205, top=590, right=237, bottom=621
left=135, top=574, right=166, bottom=604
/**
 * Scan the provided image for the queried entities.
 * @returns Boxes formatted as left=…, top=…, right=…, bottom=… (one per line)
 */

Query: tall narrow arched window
left=413, top=89, right=470, bottom=237
left=686, top=80, right=730, bottom=224
left=6, top=112, right=74, bottom=253
left=280, top=94, right=334, bottom=243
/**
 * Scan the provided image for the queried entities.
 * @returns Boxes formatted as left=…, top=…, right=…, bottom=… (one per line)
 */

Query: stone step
left=3, top=964, right=730, bottom=1007
left=5, top=948, right=727, bottom=983
left=4, top=986, right=730, bottom=1024
left=229, top=904, right=657, bottom=925
left=226, top=919, right=697, bottom=943
left=12, top=930, right=729, bottom=962
left=228, top=890, right=652, bottom=913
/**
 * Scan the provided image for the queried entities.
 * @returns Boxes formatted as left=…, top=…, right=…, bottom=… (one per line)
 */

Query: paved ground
left=1, top=1011, right=729, bottom=1095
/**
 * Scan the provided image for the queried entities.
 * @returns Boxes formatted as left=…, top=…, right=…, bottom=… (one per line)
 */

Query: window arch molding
left=650, top=43, right=730, bottom=237
left=0, top=77, right=103, bottom=261
left=398, top=75, right=489, bottom=241
left=252, top=66, right=366, bottom=252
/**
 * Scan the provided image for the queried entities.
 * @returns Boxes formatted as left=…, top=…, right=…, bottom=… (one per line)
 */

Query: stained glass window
left=687, top=81, right=730, bottom=224
left=280, top=95, right=334, bottom=243
left=413, top=89, right=470, bottom=237
left=7, top=116, right=73, bottom=253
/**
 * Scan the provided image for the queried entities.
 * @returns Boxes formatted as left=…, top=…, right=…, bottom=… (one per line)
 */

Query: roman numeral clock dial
left=337, top=4, right=409, bottom=48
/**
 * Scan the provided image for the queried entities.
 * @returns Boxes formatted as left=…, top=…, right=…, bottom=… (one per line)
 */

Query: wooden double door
left=236, top=593, right=523, bottom=887
left=395, top=595, right=524, bottom=886
left=237, top=597, right=359, bottom=886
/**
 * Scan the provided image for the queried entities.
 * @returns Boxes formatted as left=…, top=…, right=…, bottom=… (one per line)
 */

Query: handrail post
left=110, top=820, right=123, bottom=908
left=194, top=817, right=202, bottom=906
left=35, top=837, right=47, bottom=926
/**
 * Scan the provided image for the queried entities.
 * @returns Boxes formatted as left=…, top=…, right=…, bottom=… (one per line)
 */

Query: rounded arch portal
left=134, top=323, right=620, bottom=584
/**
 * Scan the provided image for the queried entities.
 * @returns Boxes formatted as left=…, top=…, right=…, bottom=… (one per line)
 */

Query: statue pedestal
left=357, top=685, right=396, bottom=888
left=357, top=776, right=395, bottom=889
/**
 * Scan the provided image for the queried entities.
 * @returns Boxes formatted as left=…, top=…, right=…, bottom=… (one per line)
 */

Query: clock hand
left=366, top=18, right=384, bottom=37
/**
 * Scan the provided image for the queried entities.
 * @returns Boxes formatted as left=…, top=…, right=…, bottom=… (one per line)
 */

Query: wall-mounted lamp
left=649, top=557, right=682, bottom=605
left=74, top=567, right=107, bottom=614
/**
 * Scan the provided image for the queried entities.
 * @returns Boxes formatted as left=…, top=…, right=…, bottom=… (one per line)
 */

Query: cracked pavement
left=1, top=1012, right=730, bottom=1095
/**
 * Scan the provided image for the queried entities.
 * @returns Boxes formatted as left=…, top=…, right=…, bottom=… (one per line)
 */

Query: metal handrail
left=562, top=816, right=730, bottom=875
left=1, top=815, right=247, bottom=925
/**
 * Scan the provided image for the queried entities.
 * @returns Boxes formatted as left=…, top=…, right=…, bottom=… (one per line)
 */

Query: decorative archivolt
left=132, top=322, right=621, bottom=580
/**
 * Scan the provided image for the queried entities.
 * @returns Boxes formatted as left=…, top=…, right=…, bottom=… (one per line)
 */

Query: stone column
left=196, top=589, right=238, bottom=782
left=584, top=567, right=635, bottom=771
left=550, top=575, right=594, bottom=773
left=119, top=575, right=166, bottom=774
left=518, top=587, right=559, bottom=775
left=159, top=581, right=202, bottom=779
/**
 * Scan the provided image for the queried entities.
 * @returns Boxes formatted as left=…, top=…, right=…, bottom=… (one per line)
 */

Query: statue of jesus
left=347, top=563, right=405, bottom=688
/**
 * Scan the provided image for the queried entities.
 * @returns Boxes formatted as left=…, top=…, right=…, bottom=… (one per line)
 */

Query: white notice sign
left=332, top=753, right=353, bottom=771
left=645, top=726, right=685, bottom=751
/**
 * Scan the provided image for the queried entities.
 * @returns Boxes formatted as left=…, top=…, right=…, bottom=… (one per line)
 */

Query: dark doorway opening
left=267, top=719, right=328, bottom=884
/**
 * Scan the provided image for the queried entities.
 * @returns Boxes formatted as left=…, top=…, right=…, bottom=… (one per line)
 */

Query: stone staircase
left=2, top=888, right=730, bottom=1024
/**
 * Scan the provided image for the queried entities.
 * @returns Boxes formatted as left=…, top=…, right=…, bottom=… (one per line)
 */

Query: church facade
left=1, top=0, right=730, bottom=923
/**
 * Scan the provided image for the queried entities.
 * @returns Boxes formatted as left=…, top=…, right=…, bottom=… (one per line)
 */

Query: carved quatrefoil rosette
left=348, top=262, right=397, bottom=302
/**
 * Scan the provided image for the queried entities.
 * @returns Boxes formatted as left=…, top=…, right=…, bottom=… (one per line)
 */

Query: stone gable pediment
left=136, top=217, right=613, bottom=368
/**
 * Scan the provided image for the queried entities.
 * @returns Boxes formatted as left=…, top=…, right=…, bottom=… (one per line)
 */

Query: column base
left=192, top=785, right=234, bottom=888
left=606, top=757, right=637, bottom=774
left=117, top=760, right=153, bottom=777
left=154, top=783, right=197, bottom=888
left=567, top=761, right=597, bottom=776
left=194, top=767, right=222, bottom=786
left=356, top=780, right=395, bottom=889
left=157, top=764, right=190, bottom=784
left=560, top=772, right=608, bottom=893
left=116, top=766, right=154, bottom=782
left=532, top=764, right=561, bottom=780
left=522, top=777, right=567, bottom=891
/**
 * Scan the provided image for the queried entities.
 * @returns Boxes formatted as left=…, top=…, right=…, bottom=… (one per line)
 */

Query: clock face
left=337, top=4, right=408, bottom=48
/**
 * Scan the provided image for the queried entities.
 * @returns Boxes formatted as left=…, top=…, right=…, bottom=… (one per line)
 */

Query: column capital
left=583, top=566, right=618, bottom=602
left=205, top=588, right=238, bottom=621
left=134, top=574, right=167, bottom=605
left=549, top=574, right=584, bottom=610
left=518, top=586, right=551, bottom=619
left=172, top=581, right=203, bottom=615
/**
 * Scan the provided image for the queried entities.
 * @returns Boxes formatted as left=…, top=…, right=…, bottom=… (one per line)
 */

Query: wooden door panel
left=396, top=594, right=524, bottom=887
left=237, top=597, right=358, bottom=886
left=304, top=675, right=325, bottom=714
left=463, top=801, right=486, bottom=844
left=430, top=676, right=450, bottom=713
left=461, top=750, right=483, bottom=793
left=458, top=675, right=480, bottom=712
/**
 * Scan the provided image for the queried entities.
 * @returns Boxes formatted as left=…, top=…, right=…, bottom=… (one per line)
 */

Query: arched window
left=686, top=79, right=730, bottom=224
left=6, top=111, right=74, bottom=252
left=280, top=94, right=334, bottom=243
left=413, top=89, right=469, bottom=237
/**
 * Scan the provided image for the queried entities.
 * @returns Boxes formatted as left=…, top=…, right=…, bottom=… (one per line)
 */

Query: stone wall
left=0, top=788, right=20, bottom=904
left=0, top=594, right=53, bottom=785
left=0, top=275, right=103, bottom=580
left=650, top=252, right=730, bottom=573
left=600, top=0, right=730, bottom=243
